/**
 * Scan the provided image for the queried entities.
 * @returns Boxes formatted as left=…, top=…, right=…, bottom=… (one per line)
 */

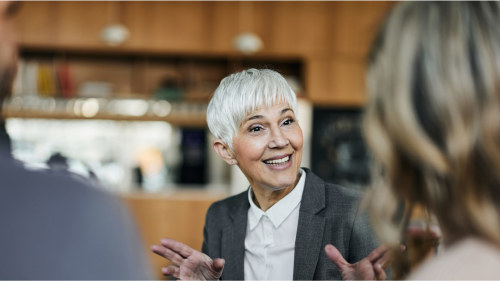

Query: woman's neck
left=251, top=174, right=301, bottom=212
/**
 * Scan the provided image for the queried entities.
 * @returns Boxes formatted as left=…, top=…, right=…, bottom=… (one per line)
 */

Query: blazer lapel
left=293, top=168, right=326, bottom=280
left=221, top=191, right=249, bottom=280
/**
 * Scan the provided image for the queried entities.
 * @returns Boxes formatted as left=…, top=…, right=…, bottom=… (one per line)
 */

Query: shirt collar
left=247, top=168, right=306, bottom=230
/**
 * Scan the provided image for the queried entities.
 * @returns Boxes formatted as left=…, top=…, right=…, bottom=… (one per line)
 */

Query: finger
left=162, top=265, right=180, bottom=278
left=399, top=243, right=406, bottom=252
left=374, top=266, right=387, bottom=281
left=161, top=238, right=194, bottom=258
left=366, top=243, right=391, bottom=263
left=151, top=244, right=167, bottom=257
left=374, top=243, right=406, bottom=273
left=373, top=247, right=394, bottom=271
left=325, top=244, right=349, bottom=269
left=213, top=258, right=225, bottom=273
left=357, top=258, right=378, bottom=279
left=151, top=244, right=185, bottom=265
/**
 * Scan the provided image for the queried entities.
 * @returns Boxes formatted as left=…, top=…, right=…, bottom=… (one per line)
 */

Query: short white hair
left=207, top=68, right=298, bottom=150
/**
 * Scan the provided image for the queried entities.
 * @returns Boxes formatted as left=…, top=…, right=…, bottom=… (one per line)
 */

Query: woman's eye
left=249, top=126, right=263, bottom=132
left=282, top=118, right=295, bottom=126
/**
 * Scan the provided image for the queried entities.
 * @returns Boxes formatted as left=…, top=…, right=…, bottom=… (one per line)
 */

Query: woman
left=152, top=69, right=390, bottom=280
left=362, top=2, right=500, bottom=279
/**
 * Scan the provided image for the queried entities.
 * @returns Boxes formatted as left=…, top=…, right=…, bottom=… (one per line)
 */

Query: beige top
left=408, top=238, right=500, bottom=279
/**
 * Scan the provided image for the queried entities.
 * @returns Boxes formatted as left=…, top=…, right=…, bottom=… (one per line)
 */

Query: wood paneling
left=13, top=1, right=56, bottom=45
left=328, top=2, right=392, bottom=57
left=327, top=56, right=367, bottom=106
left=305, top=56, right=331, bottom=105
left=207, top=2, right=238, bottom=53
left=135, top=2, right=210, bottom=52
left=307, top=2, right=392, bottom=105
left=55, top=2, right=115, bottom=47
left=263, top=2, right=330, bottom=56
left=121, top=2, right=149, bottom=49
left=122, top=192, right=226, bottom=280
left=306, top=55, right=368, bottom=106
left=13, top=1, right=394, bottom=106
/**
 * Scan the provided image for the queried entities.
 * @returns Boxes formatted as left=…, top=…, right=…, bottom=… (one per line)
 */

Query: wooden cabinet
left=15, top=1, right=115, bottom=48
left=8, top=48, right=303, bottom=125
left=244, top=2, right=331, bottom=57
left=306, top=55, right=367, bottom=106
left=306, top=2, right=393, bottom=105
left=122, top=191, right=227, bottom=280
left=122, top=2, right=212, bottom=52
left=327, top=2, right=393, bottom=57
left=14, top=1, right=332, bottom=56
left=15, top=47, right=303, bottom=97
left=12, top=1, right=393, bottom=109
left=13, top=2, right=56, bottom=46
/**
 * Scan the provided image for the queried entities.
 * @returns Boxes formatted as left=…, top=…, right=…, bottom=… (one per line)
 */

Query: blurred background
left=5, top=1, right=393, bottom=278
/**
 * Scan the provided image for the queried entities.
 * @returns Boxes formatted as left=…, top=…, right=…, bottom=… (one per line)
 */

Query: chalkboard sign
left=311, top=108, right=371, bottom=188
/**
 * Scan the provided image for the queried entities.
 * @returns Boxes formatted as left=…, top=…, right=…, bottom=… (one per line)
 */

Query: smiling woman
left=151, top=69, right=390, bottom=280
left=228, top=103, right=303, bottom=211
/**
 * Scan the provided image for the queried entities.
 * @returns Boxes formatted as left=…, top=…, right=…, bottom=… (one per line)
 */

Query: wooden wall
left=13, top=1, right=393, bottom=106
left=122, top=192, right=227, bottom=280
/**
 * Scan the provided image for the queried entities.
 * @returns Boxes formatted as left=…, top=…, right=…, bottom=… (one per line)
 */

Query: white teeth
left=264, top=156, right=290, bottom=165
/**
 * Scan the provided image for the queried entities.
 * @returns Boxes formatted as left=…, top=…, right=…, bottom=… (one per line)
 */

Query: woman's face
left=232, top=102, right=303, bottom=191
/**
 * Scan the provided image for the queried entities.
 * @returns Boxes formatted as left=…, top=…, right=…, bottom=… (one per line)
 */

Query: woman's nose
left=269, top=128, right=290, bottom=148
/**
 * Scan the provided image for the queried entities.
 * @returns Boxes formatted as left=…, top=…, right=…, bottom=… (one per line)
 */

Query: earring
left=231, top=160, right=238, bottom=165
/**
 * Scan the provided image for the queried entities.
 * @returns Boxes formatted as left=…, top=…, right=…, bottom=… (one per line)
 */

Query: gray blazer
left=202, top=168, right=379, bottom=280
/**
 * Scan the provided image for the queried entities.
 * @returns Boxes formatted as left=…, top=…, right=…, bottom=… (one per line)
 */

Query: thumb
left=325, top=244, right=349, bottom=269
left=213, top=258, right=225, bottom=272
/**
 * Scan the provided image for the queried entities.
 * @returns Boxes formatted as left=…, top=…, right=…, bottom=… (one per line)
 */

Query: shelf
left=19, top=44, right=306, bottom=62
left=17, top=46, right=305, bottom=101
left=12, top=44, right=304, bottom=128
left=3, top=96, right=207, bottom=127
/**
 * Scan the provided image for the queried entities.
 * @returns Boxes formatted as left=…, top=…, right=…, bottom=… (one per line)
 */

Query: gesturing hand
left=325, top=243, right=394, bottom=280
left=152, top=238, right=225, bottom=280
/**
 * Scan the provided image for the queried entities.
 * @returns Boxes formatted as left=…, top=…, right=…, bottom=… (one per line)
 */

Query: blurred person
left=152, top=68, right=393, bottom=280
left=0, top=2, right=152, bottom=279
left=359, top=1, right=500, bottom=279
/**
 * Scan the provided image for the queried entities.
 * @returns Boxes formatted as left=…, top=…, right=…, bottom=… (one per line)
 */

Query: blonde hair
left=364, top=2, right=500, bottom=246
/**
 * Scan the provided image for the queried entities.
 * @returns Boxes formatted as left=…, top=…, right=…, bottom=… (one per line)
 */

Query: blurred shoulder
left=0, top=156, right=151, bottom=279
left=408, top=238, right=500, bottom=279
left=0, top=156, right=118, bottom=205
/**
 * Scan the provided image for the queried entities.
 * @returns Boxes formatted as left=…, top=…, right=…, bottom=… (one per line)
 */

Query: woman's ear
left=213, top=139, right=238, bottom=165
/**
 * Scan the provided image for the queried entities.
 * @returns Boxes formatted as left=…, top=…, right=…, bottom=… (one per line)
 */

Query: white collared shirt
left=244, top=169, right=306, bottom=280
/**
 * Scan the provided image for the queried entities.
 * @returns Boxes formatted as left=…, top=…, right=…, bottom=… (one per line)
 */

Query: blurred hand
left=325, top=243, right=396, bottom=280
left=151, top=238, right=224, bottom=280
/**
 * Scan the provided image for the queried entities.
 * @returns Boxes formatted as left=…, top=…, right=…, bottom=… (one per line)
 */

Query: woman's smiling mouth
left=263, top=154, right=292, bottom=166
